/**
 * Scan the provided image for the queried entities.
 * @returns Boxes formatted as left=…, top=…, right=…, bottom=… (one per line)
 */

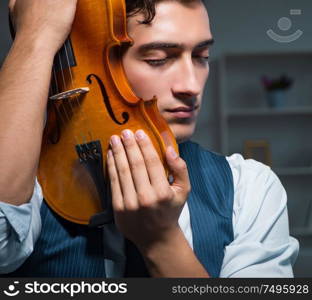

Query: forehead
left=126, top=1, right=212, bottom=48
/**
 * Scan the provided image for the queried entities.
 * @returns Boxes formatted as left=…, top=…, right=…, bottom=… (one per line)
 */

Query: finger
left=110, top=135, right=138, bottom=210
left=165, top=146, right=191, bottom=199
left=134, top=130, right=168, bottom=188
left=120, top=129, right=153, bottom=196
left=106, top=149, right=124, bottom=211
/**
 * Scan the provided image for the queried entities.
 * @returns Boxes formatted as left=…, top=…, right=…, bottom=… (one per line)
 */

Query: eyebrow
left=138, top=38, right=214, bottom=52
left=195, top=39, right=215, bottom=49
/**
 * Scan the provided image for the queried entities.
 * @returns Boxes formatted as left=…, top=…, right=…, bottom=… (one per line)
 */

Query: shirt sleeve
left=220, top=154, right=299, bottom=278
left=0, top=178, right=43, bottom=274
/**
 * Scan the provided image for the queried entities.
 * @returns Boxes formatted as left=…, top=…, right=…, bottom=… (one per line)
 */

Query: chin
left=171, top=123, right=196, bottom=144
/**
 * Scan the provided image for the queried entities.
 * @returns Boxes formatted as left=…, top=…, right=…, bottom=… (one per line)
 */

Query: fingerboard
left=53, top=38, right=77, bottom=73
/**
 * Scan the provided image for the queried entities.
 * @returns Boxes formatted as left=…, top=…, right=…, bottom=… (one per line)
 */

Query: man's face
left=122, top=1, right=213, bottom=143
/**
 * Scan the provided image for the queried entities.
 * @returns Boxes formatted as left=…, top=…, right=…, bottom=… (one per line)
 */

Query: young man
left=0, top=0, right=298, bottom=277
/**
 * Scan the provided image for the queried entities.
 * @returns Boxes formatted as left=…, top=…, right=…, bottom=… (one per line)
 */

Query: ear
left=8, top=0, right=16, bottom=12
left=8, top=0, right=17, bottom=39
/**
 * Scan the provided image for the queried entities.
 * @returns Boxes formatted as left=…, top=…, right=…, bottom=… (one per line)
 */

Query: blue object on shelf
left=266, top=89, right=286, bottom=108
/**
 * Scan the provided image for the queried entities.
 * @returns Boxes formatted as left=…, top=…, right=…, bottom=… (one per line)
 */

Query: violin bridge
left=49, top=87, right=89, bottom=100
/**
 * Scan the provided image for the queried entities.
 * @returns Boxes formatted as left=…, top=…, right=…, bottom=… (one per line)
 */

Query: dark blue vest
left=8, top=141, right=234, bottom=277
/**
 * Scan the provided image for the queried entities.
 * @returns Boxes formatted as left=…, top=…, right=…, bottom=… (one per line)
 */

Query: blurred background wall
left=199, top=0, right=312, bottom=277
left=0, top=1, right=11, bottom=65
left=1, top=0, right=312, bottom=277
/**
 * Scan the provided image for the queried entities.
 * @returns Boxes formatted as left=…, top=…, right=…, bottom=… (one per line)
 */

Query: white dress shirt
left=0, top=153, right=299, bottom=277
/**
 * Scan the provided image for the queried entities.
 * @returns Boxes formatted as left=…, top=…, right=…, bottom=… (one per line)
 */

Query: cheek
left=126, top=69, right=150, bottom=98
left=200, top=66, right=210, bottom=88
left=122, top=54, right=172, bottom=105
left=196, top=67, right=209, bottom=101
left=123, top=59, right=161, bottom=100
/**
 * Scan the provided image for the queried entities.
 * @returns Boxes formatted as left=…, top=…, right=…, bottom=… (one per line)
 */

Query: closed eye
left=145, top=58, right=168, bottom=67
left=193, top=55, right=209, bottom=64
left=145, top=55, right=209, bottom=67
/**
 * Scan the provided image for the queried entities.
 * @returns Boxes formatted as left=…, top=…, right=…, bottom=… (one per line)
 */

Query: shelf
left=224, top=51, right=312, bottom=59
left=291, top=227, right=312, bottom=237
left=274, top=167, right=312, bottom=176
left=227, top=107, right=312, bottom=117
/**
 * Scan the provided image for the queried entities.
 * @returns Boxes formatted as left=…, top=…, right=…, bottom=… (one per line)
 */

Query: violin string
left=52, top=66, right=58, bottom=93
left=57, top=52, right=77, bottom=123
left=52, top=64, right=70, bottom=126
left=48, top=62, right=81, bottom=170
left=63, top=41, right=93, bottom=143
left=63, top=41, right=82, bottom=113
left=49, top=85, right=53, bottom=99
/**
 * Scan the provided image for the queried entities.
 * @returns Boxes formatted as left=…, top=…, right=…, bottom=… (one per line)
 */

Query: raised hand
left=107, top=129, right=191, bottom=252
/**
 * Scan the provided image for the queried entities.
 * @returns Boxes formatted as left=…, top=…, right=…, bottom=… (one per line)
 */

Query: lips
left=167, top=105, right=198, bottom=113
left=167, top=107, right=194, bottom=112
left=166, top=105, right=198, bottom=119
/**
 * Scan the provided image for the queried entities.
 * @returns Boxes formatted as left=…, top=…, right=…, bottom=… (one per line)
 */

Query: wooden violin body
left=38, top=0, right=178, bottom=225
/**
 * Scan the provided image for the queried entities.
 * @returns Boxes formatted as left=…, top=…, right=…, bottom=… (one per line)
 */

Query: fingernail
left=110, top=135, right=120, bottom=146
left=168, top=146, right=178, bottom=159
left=122, top=129, right=133, bottom=140
left=135, top=130, right=146, bottom=140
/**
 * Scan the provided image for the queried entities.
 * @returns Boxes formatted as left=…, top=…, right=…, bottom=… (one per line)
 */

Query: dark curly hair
left=126, top=0, right=201, bottom=24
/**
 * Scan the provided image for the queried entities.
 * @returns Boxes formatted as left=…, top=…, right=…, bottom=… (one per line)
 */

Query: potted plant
left=261, top=74, right=294, bottom=108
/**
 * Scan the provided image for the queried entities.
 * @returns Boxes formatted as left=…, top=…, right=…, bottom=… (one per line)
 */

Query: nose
left=171, top=55, right=202, bottom=100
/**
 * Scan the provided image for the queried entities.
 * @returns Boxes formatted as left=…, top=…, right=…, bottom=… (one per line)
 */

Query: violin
left=38, top=0, right=178, bottom=226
